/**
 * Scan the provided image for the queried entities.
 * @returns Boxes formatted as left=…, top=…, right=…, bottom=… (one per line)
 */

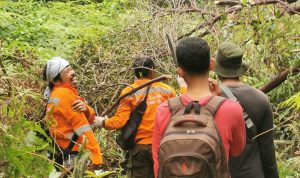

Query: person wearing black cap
left=214, top=42, right=279, bottom=178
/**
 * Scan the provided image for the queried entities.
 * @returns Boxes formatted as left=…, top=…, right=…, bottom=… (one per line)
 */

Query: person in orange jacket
left=93, top=56, right=176, bottom=178
left=43, top=57, right=103, bottom=169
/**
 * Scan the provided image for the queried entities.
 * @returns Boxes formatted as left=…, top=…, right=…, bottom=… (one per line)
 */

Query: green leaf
left=275, top=10, right=281, bottom=18
left=241, top=0, right=247, bottom=6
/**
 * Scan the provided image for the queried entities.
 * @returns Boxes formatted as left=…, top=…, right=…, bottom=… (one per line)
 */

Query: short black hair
left=133, top=56, right=155, bottom=79
left=176, top=37, right=210, bottom=75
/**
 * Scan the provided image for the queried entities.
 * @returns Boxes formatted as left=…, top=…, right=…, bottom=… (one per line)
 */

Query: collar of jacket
left=53, top=83, right=79, bottom=96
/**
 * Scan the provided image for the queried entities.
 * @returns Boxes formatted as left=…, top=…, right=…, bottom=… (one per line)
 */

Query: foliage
left=0, top=0, right=299, bottom=177
left=0, top=94, right=52, bottom=177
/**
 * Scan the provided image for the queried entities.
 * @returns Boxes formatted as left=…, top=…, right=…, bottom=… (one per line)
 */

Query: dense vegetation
left=0, top=0, right=299, bottom=177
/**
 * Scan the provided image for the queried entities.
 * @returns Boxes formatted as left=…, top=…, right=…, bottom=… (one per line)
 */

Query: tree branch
left=178, top=15, right=221, bottom=40
left=260, top=65, right=300, bottom=93
left=291, top=49, right=300, bottom=53
left=215, top=0, right=241, bottom=6
left=100, top=75, right=172, bottom=116
left=215, top=0, right=300, bottom=15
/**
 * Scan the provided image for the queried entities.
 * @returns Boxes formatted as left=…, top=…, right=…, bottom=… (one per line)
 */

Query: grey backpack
left=158, top=96, right=230, bottom=178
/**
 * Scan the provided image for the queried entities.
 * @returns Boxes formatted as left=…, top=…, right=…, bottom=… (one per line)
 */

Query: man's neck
left=221, top=79, right=243, bottom=86
left=186, top=77, right=211, bottom=101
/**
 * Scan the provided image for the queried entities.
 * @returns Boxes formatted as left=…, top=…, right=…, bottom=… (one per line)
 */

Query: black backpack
left=116, top=85, right=151, bottom=150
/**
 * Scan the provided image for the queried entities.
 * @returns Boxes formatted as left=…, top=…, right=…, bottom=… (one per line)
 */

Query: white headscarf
left=46, top=57, right=70, bottom=83
left=44, top=57, right=70, bottom=99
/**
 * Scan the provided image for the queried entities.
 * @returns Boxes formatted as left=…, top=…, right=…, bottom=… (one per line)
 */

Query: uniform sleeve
left=257, top=99, right=279, bottom=178
left=55, top=92, right=103, bottom=164
left=83, top=131, right=103, bottom=164
left=104, top=88, right=132, bottom=130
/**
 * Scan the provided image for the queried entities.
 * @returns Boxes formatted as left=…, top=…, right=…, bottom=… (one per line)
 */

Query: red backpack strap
left=203, top=96, right=226, bottom=116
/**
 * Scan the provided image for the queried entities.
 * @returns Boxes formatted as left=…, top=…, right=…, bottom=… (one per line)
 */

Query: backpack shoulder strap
left=220, top=85, right=238, bottom=101
left=204, top=96, right=226, bottom=116
left=141, top=85, right=151, bottom=103
left=167, top=96, right=184, bottom=116
left=204, top=96, right=230, bottom=177
left=220, top=85, right=258, bottom=138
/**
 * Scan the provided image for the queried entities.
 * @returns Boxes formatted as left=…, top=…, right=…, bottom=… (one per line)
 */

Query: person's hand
left=177, top=75, right=187, bottom=88
left=72, top=99, right=87, bottom=112
left=208, top=78, right=221, bottom=96
left=92, top=116, right=107, bottom=128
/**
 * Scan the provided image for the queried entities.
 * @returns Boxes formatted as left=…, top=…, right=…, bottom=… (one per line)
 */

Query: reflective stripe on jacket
left=104, top=78, right=176, bottom=144
left=46, top=83, right=103, bottom=164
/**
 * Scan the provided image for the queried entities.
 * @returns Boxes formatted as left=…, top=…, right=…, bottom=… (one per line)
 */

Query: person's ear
left=177, top=67, right=184, bottom=77
left=209, top=58, right=215, bottom=71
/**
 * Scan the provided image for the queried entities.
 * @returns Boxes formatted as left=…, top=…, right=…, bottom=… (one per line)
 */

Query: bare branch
left=215, top=0, right=241, bottom=6
left=260, top=64, right=300, bottom=93
left=215, top=0, right=300, bottom=15
left=178, top=15, right=222, bottom=40
left=100, top=75, right=172, bottom=116
left=291, top=49, right=300, bottom=52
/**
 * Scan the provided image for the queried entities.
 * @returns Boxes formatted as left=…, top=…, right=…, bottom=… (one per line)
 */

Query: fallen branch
left=260, top=64, right=300, bottom=93
left=100, top=75, right=172, bottom=116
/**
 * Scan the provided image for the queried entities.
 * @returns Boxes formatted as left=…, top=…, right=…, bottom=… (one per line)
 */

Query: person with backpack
left=43, top=57, right=103, bottom=169
left=152, top=37, right=246, bottom=178
left=93, top=56, right=176, bottom=178
left=213, top=42, right=279, bottom=178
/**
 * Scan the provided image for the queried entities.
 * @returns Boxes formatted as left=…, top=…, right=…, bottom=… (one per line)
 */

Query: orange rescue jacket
left=104, top=79, right=176, bottom=144
left=46, top=83, right=103, bottom=165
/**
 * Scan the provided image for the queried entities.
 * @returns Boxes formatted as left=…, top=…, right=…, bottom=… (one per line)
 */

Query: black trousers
left=128, top=144, right=154, bottom=178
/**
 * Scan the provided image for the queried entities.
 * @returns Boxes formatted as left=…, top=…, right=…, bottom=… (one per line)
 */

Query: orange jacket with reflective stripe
left=46, top=83, right=103, bottom=165
left=104, top=79, right=176, bottom=144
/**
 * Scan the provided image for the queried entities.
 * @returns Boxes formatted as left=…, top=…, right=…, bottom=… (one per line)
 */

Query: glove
left=92, top=116, right=107, bottom=129
left=177, top=75, right=187, bottom=88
